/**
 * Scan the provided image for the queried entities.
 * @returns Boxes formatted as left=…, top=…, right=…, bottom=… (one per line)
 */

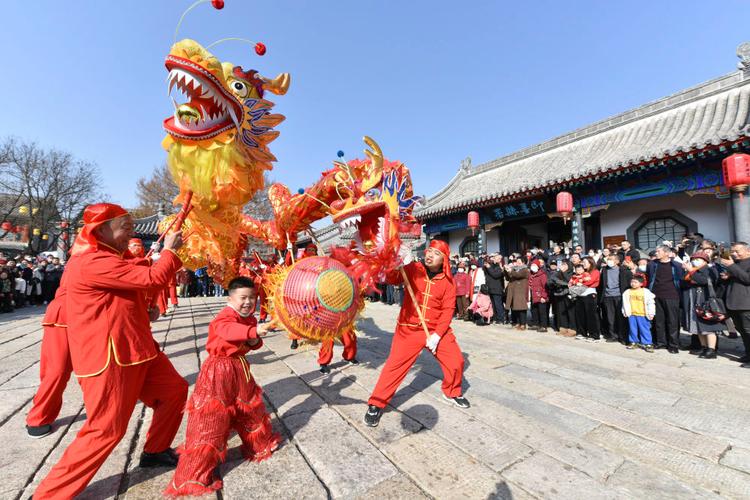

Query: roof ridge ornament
left=460, top=156, right=472, bottom=174
left=737, top=42, right=750, bottom=74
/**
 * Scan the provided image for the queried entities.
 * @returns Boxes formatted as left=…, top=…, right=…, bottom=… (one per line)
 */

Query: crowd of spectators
left=0, top=253, right=64, bottom=313
left=448, top=235, right=750, bottom=366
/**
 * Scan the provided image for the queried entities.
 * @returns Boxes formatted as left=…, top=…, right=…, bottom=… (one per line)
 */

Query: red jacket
left=65, top=245, right=182, bottom=377
left=206, top=306, right=262, bottom=357
left=387, top=262, right=456, bottom=337
left=453, top=271, right=471, bottom=296
left=528, top=271, right=548, bottom=303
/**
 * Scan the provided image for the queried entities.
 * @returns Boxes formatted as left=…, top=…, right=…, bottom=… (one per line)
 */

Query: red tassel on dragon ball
left=165, top=277, right=280, bottom=497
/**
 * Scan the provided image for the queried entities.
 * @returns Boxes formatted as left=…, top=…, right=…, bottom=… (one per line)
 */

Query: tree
left=0, top=137, right=103, bottom=253
left=132, top=163, right=179, bottom=218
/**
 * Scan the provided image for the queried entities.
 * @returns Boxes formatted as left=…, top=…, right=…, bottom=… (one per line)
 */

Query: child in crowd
left=469, top=284, right=494, bottom=326
left=166, top=277, right=280, bottom=496
left=621, top=275, right=656, bottom=352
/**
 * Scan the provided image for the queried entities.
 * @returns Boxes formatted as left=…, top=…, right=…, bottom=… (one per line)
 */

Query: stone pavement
left=1, top=298, right=750, bottom=499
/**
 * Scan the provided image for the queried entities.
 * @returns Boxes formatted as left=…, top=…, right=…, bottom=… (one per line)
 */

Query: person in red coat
left=33, top=203, right=188, bottom=500
left=528, top=259, right=550, bottom=332
left=165, top=277, right=280, bottom=496
left=25, top=276, right=72, bottom=438
left=364, top=239, right=469, bottom=427
left=453, top=262, right=471, bottom=320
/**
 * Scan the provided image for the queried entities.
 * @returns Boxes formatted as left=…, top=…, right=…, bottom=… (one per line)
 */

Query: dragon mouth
left=163, top=55, right=243, bottom=140
left=335, top=202, right=387, bottom=253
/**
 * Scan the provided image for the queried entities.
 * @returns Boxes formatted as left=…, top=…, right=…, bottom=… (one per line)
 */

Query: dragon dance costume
left=166, top=305, right=280, bottom=496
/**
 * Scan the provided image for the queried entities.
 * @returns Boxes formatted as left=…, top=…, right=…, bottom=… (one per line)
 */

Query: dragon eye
left=365, top=188, right=380, bottom=200
left=230, top=80, right=249, bottom=98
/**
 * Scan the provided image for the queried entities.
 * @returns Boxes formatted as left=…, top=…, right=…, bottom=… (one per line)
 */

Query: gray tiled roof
left=417, top=71, right=750, bottom=219
left=133, top=214, right=161, bottom=238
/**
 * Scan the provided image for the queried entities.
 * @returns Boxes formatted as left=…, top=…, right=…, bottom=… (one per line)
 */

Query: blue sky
left=1, top=0, right=749, bottom=209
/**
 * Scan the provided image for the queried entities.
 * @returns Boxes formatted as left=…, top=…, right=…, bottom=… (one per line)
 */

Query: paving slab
left=4, top=298, right=750, bottom=499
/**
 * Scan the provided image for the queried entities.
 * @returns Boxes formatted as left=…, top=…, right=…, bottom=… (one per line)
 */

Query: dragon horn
left=260, top=73, right=291, bottom=95
left=363, top=136, right=383, bottom=171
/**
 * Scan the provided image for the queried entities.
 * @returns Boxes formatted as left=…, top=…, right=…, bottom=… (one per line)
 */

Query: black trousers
left=575, top=295, right=600, bottom=338
left=530, top=302, right=549, bottom=328
left=553, top=295, right=576, bottom=330
left=512, top=310, right=527, bottom=326
left=729, top=309, right=750, bottom=354
left=653, top=298, right=680, bottom=348
left=601, top=296, right=626, bottom=342
left=490, top=294, right=505, bottom=323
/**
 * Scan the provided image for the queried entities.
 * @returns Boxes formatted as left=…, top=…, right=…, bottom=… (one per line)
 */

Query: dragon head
left=162, top=38, right=290, bottom=207
left=329, top=137, right=423, bottom=256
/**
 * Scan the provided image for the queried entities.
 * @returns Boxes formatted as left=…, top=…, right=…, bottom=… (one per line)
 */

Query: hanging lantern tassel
left=467, top=211, right=480, bottom=236
left=556, top=191, right=574, bottom=224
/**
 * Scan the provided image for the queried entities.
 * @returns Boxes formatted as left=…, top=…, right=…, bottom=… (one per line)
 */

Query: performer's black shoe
left=443, top=394, right=471, bottom=408
left=139, top=448, right=179, bottom=468
left=26, top=424, right=52, bottom=439
left=347, top=358, right=359, bottom=365
left=364, top=405, right=382, bottom=427
left=319, top=364, right=330, bottom=374
left=290, top=339, right=298, bottom=350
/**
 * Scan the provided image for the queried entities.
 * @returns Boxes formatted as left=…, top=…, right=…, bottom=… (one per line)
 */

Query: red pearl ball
left=255, top=42, right=266, bottom=56
left=211, top=0, right=224, bottom=9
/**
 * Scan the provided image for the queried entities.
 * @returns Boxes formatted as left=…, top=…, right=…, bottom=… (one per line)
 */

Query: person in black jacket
left=598, top=254, right=632, bottom=344
left=720, top=242, right=750, bottom=363
left=483, top=254, right=506, bottom=324
left=549, top=260, right=576, bottom=336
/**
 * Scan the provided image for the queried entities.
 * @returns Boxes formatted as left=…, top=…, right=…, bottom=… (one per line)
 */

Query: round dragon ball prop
left=272, top=256, right=363, bottom=341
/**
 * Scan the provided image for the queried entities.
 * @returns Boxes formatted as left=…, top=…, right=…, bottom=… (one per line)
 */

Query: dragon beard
left=161, top=140, right=267, bottom=286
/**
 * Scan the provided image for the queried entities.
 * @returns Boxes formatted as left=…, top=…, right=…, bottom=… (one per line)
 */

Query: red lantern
left=556, top=191, right=574, bottom=221
left=722, top=153, right=750, bottom=191
left=13, top=225, right=22, bottom=233
left=254, top=42, right=266, bottom=56
left=1, top=221, right=11, bottom=232
left=467, top=211, right=480, bottom=235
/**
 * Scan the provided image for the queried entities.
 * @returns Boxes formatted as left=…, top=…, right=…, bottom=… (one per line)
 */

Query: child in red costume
left=364, top=239, right=469, bottom=427
left=166, top=277, right=280, bottom=496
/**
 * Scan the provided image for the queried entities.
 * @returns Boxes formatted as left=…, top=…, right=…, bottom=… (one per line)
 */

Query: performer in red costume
left=26, top=238, right=160, bottom=439
left=165, top=277, right=280, bottom=496
left=364, top=239, right=469, bottom=427
left=317, top=327, right=358, bottom=374
left=33, top=203, right=189, bottom=500
left=25, top=277, right=72, bottom=438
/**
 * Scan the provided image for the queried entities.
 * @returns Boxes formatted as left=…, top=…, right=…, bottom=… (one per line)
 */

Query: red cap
left=70, top=203, right=129, bottom=256
left=428, top=239, right=453, bottom=282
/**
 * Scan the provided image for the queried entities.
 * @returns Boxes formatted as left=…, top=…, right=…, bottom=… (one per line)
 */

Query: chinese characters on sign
left=490, top=199, right=546, bottom=221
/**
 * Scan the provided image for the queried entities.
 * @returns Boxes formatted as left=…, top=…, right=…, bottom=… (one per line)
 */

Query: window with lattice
left=635, top=217, right=687, bottom=252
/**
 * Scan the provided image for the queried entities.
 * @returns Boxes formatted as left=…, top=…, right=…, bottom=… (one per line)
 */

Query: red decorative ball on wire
left=211, top=0, right=225, bottom=9
left=255, top=42, right=266, bottom=56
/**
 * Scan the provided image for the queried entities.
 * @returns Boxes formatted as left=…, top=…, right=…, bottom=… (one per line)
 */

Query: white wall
left=598, top=192, right=731, bottom=246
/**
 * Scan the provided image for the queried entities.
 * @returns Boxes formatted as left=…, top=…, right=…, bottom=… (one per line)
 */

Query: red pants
left=368, top=327, right=464, bottom=408
left=317, top=329, right=357, bottom=365
left=33, top=352, right=188, bottom=500
left=27, top=325, right=73, bottom=427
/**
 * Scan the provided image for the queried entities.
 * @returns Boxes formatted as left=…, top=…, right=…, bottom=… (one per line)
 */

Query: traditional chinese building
left=416, top=44, right=750, bottom=256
